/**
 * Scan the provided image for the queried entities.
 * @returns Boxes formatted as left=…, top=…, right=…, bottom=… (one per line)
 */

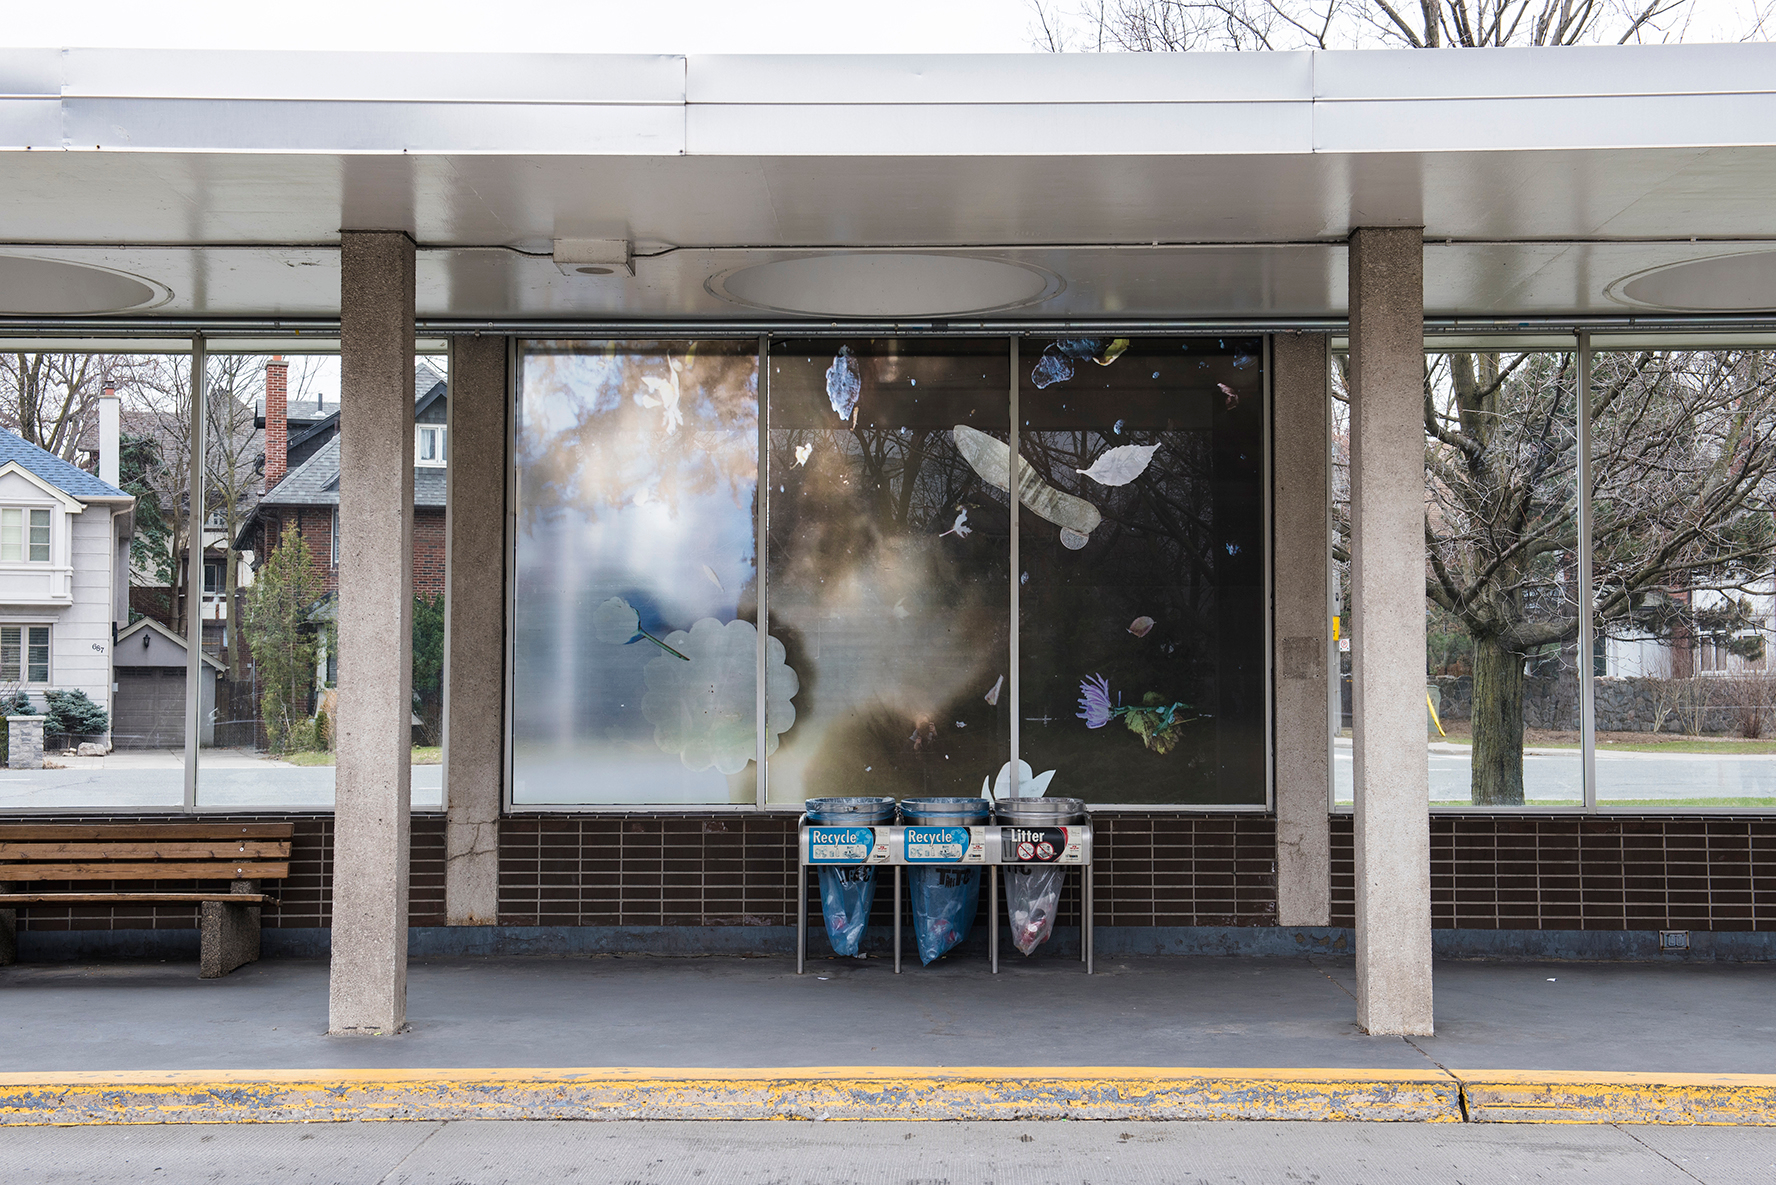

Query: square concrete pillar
left=443, top=335, right=508, bottom=926
left=1347, top=227, right=1433, bottom=1036
left=329, top=231, right=416, bottom=1035
left=1271, top=333, right=1331, bottom=927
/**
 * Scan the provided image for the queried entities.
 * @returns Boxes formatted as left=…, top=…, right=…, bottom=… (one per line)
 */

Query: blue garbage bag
left=909, top=866, right=980, bottom=964
left=817, top=865, right=876, bottom=956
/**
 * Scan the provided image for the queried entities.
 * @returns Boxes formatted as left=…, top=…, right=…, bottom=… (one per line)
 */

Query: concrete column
left=444, top=335, right=507, bottom=926
left=329, top=231, right=416, bottom=1035
left=1347, top=227, right=1434, bottom=1036
left=1271, top=333, right=1331, bottom=927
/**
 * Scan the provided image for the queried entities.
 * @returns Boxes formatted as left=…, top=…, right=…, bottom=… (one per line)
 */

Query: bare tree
left=0, top=353, right=132, bottom=462
left=203, top=356, right=264, bottom=680
left=1029, top=1, right=1765, bottom=52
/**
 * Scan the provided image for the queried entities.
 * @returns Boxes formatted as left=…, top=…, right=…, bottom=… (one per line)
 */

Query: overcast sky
left=12, top=0, right=1764, bottom=54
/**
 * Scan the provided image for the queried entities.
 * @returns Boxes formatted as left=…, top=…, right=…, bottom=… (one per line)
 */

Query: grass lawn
left=280, top=746, right=441, bottom=766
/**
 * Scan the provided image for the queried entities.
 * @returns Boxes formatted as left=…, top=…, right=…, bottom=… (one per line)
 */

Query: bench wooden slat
left=0, top=842, right=291, bottom=861
left=0, top=892, right=267, bottom=904
left=0, top=824, right=295, bottom=842
left=0, top=862, right=290, bottom=882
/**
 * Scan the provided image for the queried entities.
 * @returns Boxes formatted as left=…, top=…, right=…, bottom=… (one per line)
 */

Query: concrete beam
left=1347, top=227, right=1433, bottom=1036
left=444, top=336, right=508, bottom=926
left=328, top=231, right=416, bottom=1035
left=1271, top=332, right=1331, bottom=927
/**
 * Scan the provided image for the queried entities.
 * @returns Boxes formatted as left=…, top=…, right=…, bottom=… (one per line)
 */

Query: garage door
left=112, top=668, right=185, bottom=749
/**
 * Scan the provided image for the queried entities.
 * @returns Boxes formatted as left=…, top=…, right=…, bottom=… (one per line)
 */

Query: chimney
left=99, top=382, right=120, bottom=488
left=264, top=355, right=289, bottom=490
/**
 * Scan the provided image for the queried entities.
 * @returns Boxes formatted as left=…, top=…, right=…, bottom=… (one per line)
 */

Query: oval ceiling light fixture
left=1609, top=250, right=1776, bottom=312
left=0, top=255, right=167, bottom=314
left=708, top=253, right=1061, bottom=318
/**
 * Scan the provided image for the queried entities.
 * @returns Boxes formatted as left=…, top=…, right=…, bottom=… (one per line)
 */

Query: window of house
left=330, top=508, right=339, bottom=566
left=203, top=560, right=224, bottom=595
left=1, top=509, right=51, bottom=563
left=416, top=425, right=447, bottom=467
left=1, top=625, right=50, bottom=683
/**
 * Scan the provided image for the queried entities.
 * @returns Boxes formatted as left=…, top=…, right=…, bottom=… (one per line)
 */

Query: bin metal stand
left=797, top=821, right=1091, bottom=974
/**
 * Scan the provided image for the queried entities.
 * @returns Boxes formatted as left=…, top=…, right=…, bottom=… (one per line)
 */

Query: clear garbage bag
left=1002, top=865, right=1066, bottom=956
left=817, top=865, right=877, bottom=956
left=909, top=866, right=981, bottom=964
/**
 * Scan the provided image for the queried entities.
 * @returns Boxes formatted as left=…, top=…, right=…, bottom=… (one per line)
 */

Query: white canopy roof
left=2, top=44, right=1774, bottom=323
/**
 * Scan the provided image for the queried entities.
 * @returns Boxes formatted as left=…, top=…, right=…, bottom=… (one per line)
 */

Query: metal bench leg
left=200, top=879, right=261, bottom=979
left=0, top=880, right=14, bottom=966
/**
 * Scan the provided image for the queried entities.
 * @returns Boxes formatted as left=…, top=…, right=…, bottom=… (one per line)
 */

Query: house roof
left=0, top=427, right=130, bottom=501
left=254, top=360, right=449, bottom=511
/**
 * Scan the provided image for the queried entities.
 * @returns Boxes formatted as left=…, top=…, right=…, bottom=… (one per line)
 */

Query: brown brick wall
left=254, top=507, right=445, bottom=599
left=1330, top=815, right=1776, bottom=931
left=13, top=812, right=1775, bottom=937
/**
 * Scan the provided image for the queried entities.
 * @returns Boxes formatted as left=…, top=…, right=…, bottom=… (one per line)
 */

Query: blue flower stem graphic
left=637, top=629, right=692, bottom=661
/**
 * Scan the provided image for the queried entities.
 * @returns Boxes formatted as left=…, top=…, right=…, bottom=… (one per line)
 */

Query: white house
left=0, top=422, right=134, bottom=747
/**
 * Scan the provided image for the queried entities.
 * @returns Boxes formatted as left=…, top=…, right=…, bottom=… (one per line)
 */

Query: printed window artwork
left=0, top=508, right=51, bottom=563
left=0, top=625, right=51, bottom=683
left=511, top=337, right=1265, bottom=808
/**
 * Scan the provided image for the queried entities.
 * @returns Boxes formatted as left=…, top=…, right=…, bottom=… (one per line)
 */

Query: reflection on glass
left=1592, top=350, right=1776, bottom=809
left=1018, top=337, right=1265, bottom=806
left=1331, top=371, right=1353, bottom=805
left=764, top=340, right=1010, bottom=804
left=1423, top=352, right=1582, bottom=806
left=512, top=341, right=761, bottom=804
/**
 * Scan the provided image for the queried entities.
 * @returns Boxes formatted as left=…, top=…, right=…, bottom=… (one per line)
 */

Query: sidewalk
left=2, top=953, right=1772, bottom=1124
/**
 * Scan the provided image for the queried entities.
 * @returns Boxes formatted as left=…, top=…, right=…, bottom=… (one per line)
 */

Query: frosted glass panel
left=512, top=341, right=761, bottom=804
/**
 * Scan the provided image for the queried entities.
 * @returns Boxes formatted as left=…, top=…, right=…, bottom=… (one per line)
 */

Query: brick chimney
left=264, top=356, right=289, bottom=490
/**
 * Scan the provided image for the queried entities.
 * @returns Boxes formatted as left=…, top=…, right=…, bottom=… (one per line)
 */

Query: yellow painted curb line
left=0, top=1066, right=1459, bottom=1125
left=1455, top=1070, right=1776, bottom=1126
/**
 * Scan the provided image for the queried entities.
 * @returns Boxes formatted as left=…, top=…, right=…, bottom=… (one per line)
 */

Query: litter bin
left=805, top=796, right=896, bottom=956
left=900, top=796, right=992, bottom=964
left=994, top=796, right=1086, bottom=956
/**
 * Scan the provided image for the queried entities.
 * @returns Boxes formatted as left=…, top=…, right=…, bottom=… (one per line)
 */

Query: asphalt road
left=1334, top=739, right=1775, bottom=804
left=1, top=1119, right=1773, bottom=1184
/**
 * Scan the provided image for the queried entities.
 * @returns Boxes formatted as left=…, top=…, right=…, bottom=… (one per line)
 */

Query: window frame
left=415, top=424, right=447, bottom=468
left=0, top=623, right=52, bottom=685
left=503, top=333, right=1276, bottom=815
left=0, top=506, right=52, bottom=565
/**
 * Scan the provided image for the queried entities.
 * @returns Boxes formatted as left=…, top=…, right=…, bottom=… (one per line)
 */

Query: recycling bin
left=994, top=796, right=1087, bottom=957
left=804, top=796, right=897, bottom=957
left=899, top=796, right=992, bottom=964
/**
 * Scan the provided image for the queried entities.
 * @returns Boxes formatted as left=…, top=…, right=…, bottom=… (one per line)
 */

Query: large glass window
left=1018, top=337, right=1265, bottom=805
left=510, top=335, right=1268, bottom=809
left=1, top=508, right=50, bottom=563
left=1591, top=349, right=1776, bottom=810
left=512, top=341, right=762, bottom=805
left=763, top=339, right=1010, bottom=805
left=1, top=625, right=50, bottom=683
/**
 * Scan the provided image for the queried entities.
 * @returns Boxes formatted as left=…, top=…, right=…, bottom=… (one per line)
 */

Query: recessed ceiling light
left=575, top=266, right=615, bottom=276
left=0, top=256, right=167, bottom=314
left=708, top=253, right=1062, bottom=318
left=1609, top=251, right=1776, bottom=311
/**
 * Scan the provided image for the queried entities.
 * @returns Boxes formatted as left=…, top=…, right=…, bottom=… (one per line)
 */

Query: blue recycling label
left=807, top=826, right=874, bottom=864
left=903, top=826, right=970, bottom=863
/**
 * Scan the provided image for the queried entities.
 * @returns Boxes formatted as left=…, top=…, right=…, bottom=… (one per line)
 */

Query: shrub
left=44, top=689, right=109, bottom=737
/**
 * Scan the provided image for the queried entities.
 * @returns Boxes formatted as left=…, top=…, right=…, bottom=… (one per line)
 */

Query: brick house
left=245, top=357, right=449, bottom=600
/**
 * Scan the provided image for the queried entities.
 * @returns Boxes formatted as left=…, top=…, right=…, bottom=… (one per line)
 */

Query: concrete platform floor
left=4, top=1119, right=1776, bottom=1184
left=2, top=954, right=1771, bottom=1074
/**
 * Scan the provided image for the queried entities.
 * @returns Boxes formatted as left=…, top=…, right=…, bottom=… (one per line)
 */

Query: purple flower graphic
left=1076, top=674, right=1113, bottom=729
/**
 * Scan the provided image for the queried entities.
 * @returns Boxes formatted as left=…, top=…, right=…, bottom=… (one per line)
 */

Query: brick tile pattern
left=1329, top=815, right=1776, bottom=931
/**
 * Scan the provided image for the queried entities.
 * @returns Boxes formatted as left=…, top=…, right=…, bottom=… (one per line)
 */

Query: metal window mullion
left=1008, top=337, right=1020, bottom=796
left=1576, top=332, right=1597, bottom=812
left=756, top=334, right=770, bottom=809
left=183, top=333, right=206, bottom=813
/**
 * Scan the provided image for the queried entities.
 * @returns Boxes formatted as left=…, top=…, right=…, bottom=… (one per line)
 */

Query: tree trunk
left=1470, top=633, right=1526, bottom=806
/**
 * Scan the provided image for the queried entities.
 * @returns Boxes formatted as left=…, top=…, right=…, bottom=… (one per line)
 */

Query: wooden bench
left=0, top=823, right=293, bottom=978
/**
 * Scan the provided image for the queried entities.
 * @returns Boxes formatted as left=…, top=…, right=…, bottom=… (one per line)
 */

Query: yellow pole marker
left=1427, top=689, right=1446, bottom=737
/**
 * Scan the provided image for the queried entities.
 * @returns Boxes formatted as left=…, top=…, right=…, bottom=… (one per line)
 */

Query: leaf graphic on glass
left=642, top=618, right=799, bottom=774
left=1128, top=616, right=1155, bottom=638
left=1076, top=443, right=1159, bottom=487
left=825, top=346, right=862, bottom=424
left=638, top=357, right=685, bottom=434
left=793, top=443, right=813, bottom=467
left=952, top=424, right=1101, bottom=540
left=591, top=596, right=690, bottom=661
left=1032, top=338, right=1130, bottom=388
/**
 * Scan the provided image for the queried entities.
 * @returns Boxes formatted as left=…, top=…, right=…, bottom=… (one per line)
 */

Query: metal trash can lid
left=993, top=796, right=1086, bottom=825
left=899, top=796, right=992, bottom=823
left=805, top=796, right=897, bottom=824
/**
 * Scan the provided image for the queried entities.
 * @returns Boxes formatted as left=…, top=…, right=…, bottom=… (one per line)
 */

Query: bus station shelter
left=1, top=42, right=1774, bottom=1046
